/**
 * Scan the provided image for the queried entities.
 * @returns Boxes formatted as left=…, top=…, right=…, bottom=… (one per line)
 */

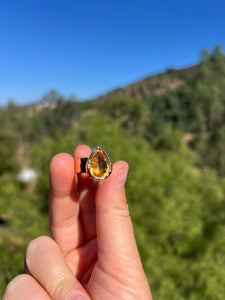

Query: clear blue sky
left=0, top=0, right=225, bottom=105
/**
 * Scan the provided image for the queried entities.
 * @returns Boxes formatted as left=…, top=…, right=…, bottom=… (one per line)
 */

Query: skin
left=2, top=145, right=152, bottom=300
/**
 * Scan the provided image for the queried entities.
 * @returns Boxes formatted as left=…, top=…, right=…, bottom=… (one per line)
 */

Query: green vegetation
left=144, top=45, right=225, bottom=176
left=1, top=45, right=225, bottom=299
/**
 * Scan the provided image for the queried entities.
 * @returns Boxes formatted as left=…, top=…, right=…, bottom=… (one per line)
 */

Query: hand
left=2, top=145, right=152, bottom=300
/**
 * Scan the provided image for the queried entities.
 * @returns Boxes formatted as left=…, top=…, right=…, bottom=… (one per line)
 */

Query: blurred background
left=1, top=1, right=225, bottom=299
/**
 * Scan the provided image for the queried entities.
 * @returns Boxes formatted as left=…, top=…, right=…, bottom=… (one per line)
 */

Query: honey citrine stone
left=87, top=146, right=112, bottom=180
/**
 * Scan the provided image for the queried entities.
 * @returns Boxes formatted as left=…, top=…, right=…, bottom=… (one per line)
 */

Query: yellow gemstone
left=87, top=146, right=112, bottom=180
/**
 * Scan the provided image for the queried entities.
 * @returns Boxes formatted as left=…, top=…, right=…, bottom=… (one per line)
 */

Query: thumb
left=95, top=161, right=139, bottom=260
left=94, top=161, right=152, bottom=300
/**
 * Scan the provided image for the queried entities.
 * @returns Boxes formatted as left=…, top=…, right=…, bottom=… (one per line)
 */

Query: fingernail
left=116, top=163, right=129, bottom=188
left=68, top=293, right=88, bottom=300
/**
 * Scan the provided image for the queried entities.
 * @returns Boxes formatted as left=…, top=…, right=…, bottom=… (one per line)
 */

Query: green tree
left=0, top=129, right=18, bottom=174
left=201, top=48, right=211, bottom=62
left=100, top=95, right=149, bottom=136
left=212, top=44, right=224, bottom=60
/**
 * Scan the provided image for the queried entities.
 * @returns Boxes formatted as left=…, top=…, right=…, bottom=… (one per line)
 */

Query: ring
left=75, top=146, right=112, bottom=180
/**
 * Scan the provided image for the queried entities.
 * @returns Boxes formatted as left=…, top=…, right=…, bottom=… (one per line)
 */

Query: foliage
left=99, top=95, right=149, bottom=136
left=0, top=129, right=18, bottom=174
left=0, top=173, right=49, bottom=292
left=144, top=45, right=225, bottom=174
left=0, top=92, right=81, bottom=143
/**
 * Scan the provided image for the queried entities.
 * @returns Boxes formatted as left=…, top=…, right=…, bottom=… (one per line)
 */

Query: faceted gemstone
left=87, top=146, right=112, bottom=180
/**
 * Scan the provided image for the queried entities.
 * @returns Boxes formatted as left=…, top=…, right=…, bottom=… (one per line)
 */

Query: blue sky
left=0, top=0, right=225, bottom=105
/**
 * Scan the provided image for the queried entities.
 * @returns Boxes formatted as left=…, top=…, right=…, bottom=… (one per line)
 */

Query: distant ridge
left=96, top=65, right=197, bottom=101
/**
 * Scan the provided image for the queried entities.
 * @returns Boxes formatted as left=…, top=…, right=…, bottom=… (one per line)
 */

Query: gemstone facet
left=87, top=146, right=112, bottom=180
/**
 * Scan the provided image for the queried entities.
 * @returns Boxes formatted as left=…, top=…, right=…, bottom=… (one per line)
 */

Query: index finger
left=49, top=153, right=84, bottom=255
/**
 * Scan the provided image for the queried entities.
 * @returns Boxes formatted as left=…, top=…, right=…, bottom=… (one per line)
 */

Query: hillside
left=96, top=65, right=197, bottom=101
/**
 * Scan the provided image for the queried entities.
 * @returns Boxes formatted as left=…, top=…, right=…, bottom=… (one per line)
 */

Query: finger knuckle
left=25, top=236, right=56, bottom=269
left=26, top=236, right=55, bottom=255
left=112, top=202, right=130, bottom=219
left=2, top=274, right=32, bottom=298
left=49, top=271, right=74, bottom=298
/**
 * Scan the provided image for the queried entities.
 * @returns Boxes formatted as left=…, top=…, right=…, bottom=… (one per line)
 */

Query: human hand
left=2, top=145, right=152, bottom=300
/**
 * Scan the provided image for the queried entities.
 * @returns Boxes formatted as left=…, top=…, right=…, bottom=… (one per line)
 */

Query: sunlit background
left=1, top=1, right=225, bottom=299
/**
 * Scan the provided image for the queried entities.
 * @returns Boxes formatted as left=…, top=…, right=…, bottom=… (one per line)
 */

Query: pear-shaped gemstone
left=87, top=146, right=112, bottom=180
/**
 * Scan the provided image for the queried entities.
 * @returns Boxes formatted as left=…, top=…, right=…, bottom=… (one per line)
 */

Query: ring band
left=75, top=146, right=112, bottom=180
left=75, top=158, right=88, bottom=173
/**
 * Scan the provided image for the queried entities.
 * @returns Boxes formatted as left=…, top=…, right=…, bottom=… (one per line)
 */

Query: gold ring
left=75, top=146, right=112, bottom=180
